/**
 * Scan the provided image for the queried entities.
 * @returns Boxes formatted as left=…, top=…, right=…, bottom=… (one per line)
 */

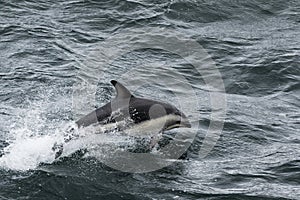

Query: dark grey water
left=0, top=0, right=299, bottom=199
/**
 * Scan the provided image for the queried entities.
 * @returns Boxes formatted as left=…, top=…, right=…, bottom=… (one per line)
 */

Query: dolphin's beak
left=180, top=117, right=192, bottom=128
left=164, top=116, right=191, bottom=131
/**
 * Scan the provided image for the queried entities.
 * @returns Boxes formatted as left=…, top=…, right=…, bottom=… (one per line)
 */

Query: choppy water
left=0, top=0, right=299, bottom=199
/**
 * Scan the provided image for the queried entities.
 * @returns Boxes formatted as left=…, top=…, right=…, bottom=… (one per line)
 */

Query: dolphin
left=53, top=80, right=191, bottom=158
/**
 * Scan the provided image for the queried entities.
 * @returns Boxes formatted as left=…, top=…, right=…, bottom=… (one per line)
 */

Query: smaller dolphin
left=53, top=80, right=191, bottom=158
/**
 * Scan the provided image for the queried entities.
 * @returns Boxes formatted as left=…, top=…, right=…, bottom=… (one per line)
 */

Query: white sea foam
left=0, top=90, right=71, bottom=171
left=0, top=118, right=135, bottom=171
left=0, top=134, right=59, bottom=171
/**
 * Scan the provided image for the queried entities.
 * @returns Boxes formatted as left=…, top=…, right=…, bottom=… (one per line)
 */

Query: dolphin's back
left=76, top=102, right=112, bottom=127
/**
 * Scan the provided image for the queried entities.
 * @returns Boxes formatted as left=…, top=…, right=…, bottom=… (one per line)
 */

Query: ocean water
left=0, top=0, right=299, bottom=199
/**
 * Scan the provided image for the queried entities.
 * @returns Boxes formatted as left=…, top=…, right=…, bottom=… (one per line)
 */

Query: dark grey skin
left=53, top=80, right=191, bottom=158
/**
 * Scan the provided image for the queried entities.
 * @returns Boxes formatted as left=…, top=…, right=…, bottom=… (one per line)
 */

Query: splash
left=0, top=108, right=141, bottom=172
left=0, top=133, right=60, bottom=171
left=0, top=122, right=135, bottom=171
left=0, top=88, right=71, bottom=171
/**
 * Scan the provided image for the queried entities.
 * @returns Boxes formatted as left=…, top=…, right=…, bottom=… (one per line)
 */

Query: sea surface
left=0, top=0, right=299, bottom=199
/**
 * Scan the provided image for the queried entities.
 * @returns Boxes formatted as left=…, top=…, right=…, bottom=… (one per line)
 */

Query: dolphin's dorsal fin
left=111, top=80, right=133, bottom=99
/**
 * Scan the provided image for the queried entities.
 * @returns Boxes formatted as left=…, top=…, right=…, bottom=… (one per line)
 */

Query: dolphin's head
left=147, top=103, right=191, bottom=131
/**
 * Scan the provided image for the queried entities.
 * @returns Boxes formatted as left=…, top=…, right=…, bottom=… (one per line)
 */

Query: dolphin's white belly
left=82, top=114, right=177, bottom=137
